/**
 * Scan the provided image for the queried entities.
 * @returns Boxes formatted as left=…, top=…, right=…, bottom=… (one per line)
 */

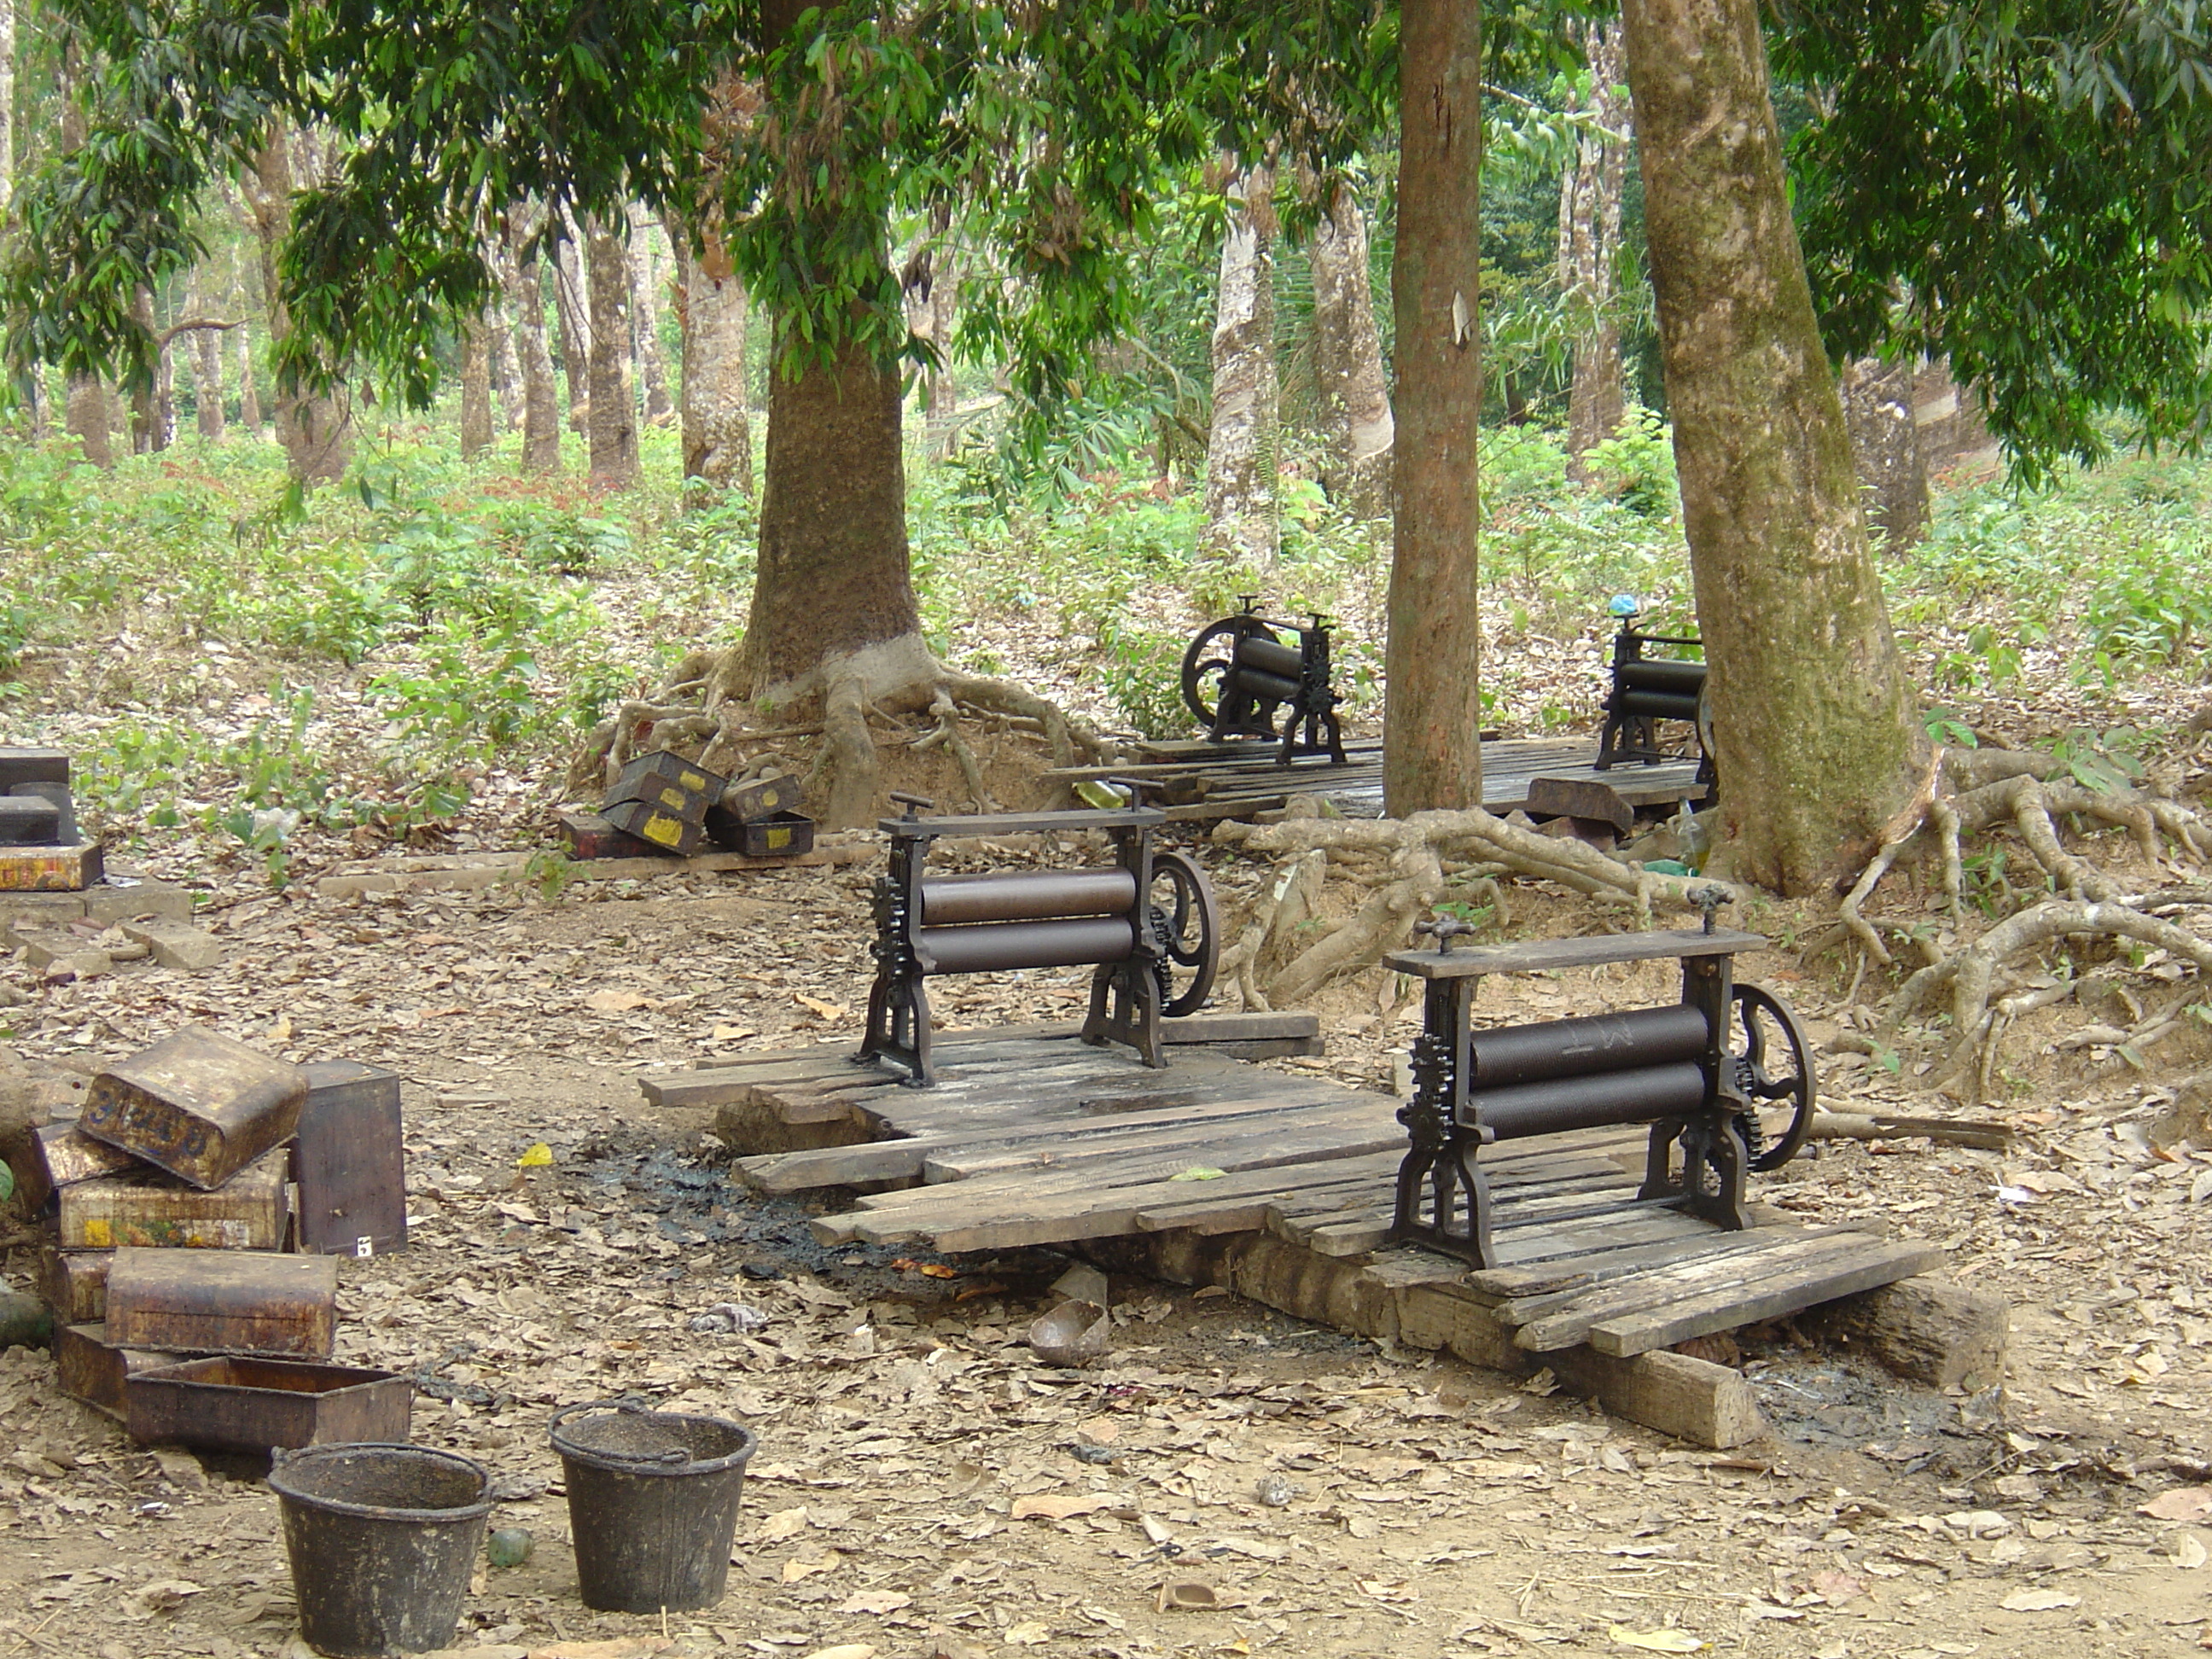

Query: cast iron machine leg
left=1388, top=919, right=1493, bottom=1264
left=1080, top=814, right=1167, bottom=1068
left=1635, top=946, right=1751, bottom=1230
left=856, top=798, right=936, bottom=1086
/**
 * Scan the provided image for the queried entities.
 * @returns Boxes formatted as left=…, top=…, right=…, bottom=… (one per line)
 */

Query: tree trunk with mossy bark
left=242, top=132, right=352, bottom=484
left=1384, top=0, right=1485, bottom=815
left=1621, top=0, right=1924, bottom=894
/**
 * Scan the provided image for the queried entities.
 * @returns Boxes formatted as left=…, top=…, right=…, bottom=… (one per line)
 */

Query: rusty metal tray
left=125, top=1355, right=412, bottom=1455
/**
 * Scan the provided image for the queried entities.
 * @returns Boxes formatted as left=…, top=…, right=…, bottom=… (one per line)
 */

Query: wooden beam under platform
left=664, top=1027, right=1997, bottom=1447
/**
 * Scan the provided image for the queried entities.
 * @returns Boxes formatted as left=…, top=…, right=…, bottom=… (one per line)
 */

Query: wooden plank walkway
left=650, top=1027, right=1941, bottom=1366
left=1042, top=735, right=1706, bottom=824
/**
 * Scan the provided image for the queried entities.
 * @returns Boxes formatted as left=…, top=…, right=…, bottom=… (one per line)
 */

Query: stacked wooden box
left=8, top=1026, right=412, bottom=1456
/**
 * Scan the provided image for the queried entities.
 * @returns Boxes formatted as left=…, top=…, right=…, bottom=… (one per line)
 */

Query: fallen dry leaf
left=835, top=1591, right=912, bottom=1615
left=1999, top=1589, right=2081, bottom=1612
left=799, top=1647, right=876, bottom=1659
left=528, top=1642, right=671, bottom=1659
left=782, top=1551, right=841, bottom=1583
left=795, top=993, right=847, bottom=1020
left=1609, top=1629, right=1706, bottom=1654
left=1811, top=1570, right=1866, bottom=1605
left=1003, top=1622, right=1052, bottom=1646
left=758, top=1507, right=808, bottom=1543
left=2174, top=1534, right=2209, bottom=1569
left=2142, top=1487, right=2212, bottom=1522
left=584, top=988, right=655, bottom=1014
left=1010, top=1492, right=1115, bottom=1521
left=1157, top=1580, right=1220, bottom=1611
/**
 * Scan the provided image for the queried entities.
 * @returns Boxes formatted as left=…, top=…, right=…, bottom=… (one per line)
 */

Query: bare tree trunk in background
left=585, top=216, right=641, bottom=490
left=630, top=207, right=674, bottom=427
left=554, top=217, right=592, bottom=434
left=1557, top=15, right=1629, bottom=474
left=459, top=317, right=493, bottom=458
left=1621, top=0, right=1924, bottom=894
left=1839, top=357, right=1927, bottom=550
left=1308, top=177, right=1394, bottom=518
left=487, top=293, right=521, bottom=430
left=128, top=287, right=174, bottom=453
left=189, top=276, right=225, bottom=440
left=0, top=0, right=16, bottom=216
left=1201, top=166, right=1280, bottom=567
left=242, top=131, right=352, bottom=484
left=666, top=209, right=754, bottom=492
left=236, top=329, right=260, bottom=433
left=65, top=378, right=111, bottom=467
left=1384, top=0, right=1485, bottom=814
left=903, top=205, right=961, bottom=460
left=499, top=209, right=562, bottom=473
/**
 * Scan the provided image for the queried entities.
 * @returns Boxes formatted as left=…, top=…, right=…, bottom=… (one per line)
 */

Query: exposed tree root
left=568, top=641, right=1121, bottom=826
left=1840, top=746, right=2212, bottom=1101
left=1210, top=805, right=1738, bottom=1010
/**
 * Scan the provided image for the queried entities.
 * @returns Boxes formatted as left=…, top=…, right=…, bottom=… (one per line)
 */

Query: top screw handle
left=888, top=792, right=937, bottom=818
left=1693, top=884, right=1730, bottom=934
left=1414, top=914, right=1479, bottom=954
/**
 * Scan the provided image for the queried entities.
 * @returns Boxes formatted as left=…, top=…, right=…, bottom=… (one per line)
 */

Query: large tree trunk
left=499, top=210, right=562, bottom=473
left=1201, top=166, right=1280, bottom=567
left=667, top=209, right=753, bottom=491
left=1384, top=0, right=1486, bottom=815
left=740, top=329, right=923, bottom=700
left=1557, top=15, right=1630, bottom=472
left=1621, top=0, right=1924, bottom=894
left=65, top=377, right=111, bottom=467
left=630, top=207, right=674, bottom=427
left=1308, top=176, right=1393, bottom=518
left=1839, top=357, right=1928, bottom=550
left=458, top=316, right=492, bottom=458
left=242, top=131, right=351, bottom=484
left=554, top=218, right=591, bottom=434
left=584, top=215, right=641, bottom=490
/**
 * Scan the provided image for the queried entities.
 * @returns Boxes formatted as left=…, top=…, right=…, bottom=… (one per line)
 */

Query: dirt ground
left=5, top=845, right=2212, bottom=1659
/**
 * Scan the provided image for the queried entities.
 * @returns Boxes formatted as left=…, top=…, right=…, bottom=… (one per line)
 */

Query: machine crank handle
left=888, top=792, right=937, bottom=818
left=1692, top=884, right=1731, bottom=934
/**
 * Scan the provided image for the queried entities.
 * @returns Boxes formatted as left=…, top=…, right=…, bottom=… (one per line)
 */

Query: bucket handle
left=550, top=1397, right=692, bottom=1465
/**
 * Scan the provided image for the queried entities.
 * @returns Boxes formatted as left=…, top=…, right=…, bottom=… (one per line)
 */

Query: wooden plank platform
left=665, top=1027, right=1971, bottom=1447
left=1045, top=736, right=1705, bottom=823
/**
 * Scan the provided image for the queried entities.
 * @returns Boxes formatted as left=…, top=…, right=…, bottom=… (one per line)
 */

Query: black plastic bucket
left=550, top=1399, right=758, bottom=1612
left=268, top=1442, right=493, bottom=1657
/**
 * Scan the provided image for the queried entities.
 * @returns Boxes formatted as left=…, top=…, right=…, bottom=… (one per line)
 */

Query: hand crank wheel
left=1180, top=617, right=1287, bottom=734
left=1147, top=850, right=1220, bottom=1017
left=1726, top=982, right=1816, bottom=1173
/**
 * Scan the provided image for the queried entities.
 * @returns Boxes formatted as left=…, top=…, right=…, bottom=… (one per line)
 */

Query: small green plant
left=1580, top=408, right=1679, bottom=517
left=526, top=847, right=580, bottom=900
